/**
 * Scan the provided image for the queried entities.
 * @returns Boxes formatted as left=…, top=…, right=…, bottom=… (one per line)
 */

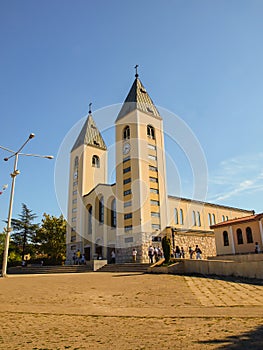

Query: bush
left=162, top=235, right=171, bottom=264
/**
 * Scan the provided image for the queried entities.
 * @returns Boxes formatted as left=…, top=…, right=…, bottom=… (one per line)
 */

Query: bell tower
left=67, top=107, right=107, bottom=256
left=115, top=69, right=168, bottom=261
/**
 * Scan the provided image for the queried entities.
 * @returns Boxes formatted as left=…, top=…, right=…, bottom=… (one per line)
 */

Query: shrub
left=162, top=235, right=171, bottom=264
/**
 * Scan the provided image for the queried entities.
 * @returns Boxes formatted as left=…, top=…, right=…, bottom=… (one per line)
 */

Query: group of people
left=72, top=249, right=86, bottom=265
left=148, top=245, right=163, bottom=263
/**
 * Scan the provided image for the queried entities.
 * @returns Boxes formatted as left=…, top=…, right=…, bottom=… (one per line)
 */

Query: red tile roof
left=210, top=213, right=263, bottom=228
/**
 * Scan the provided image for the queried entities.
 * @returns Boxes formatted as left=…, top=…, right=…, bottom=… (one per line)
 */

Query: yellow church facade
left=66, top=72, right=253, bottom=263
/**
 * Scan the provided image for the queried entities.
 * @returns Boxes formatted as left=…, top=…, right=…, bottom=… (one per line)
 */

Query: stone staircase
left=7, top=264, right=92, bottom=275
left=96, top=263, right=152, bottom=273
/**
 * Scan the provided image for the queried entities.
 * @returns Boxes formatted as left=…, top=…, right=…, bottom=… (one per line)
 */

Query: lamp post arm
left=1, top=153, right=19, bottom=277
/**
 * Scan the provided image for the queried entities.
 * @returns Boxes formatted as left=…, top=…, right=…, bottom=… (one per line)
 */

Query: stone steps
left=7, top=265, right=92, bottom=275
left=96, top=263, right=151, bottom=273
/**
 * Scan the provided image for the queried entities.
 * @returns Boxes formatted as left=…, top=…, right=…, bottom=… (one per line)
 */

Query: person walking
left=132, top=248, right=137, bottom=262
left=189, top=246, right=194, bottom=259
left=255, top=242, right=260, bottom=254
left=180, top=247, right=185, bottom=258
left=195, top=245, right=202, bottom=259
left=148, top=245, right=154, bottom=264
left=111, top=250, right=116, bottom=263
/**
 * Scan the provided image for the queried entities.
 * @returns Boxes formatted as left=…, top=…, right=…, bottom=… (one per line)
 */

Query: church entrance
left=84, top=246, right=91, bottom=261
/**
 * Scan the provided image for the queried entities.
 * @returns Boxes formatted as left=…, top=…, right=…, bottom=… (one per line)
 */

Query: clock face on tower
left=123, top=142, right=131, bottom=155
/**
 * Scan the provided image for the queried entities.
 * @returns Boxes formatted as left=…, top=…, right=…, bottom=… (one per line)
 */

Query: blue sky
left=1, top=0, right=263, bottom=230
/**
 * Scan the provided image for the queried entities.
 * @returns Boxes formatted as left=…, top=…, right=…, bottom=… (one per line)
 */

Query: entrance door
left=84, top=247, right=91, bottom=261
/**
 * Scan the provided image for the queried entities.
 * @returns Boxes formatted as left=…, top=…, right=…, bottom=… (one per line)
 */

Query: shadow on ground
left=197, top=324, right=263, bottom=349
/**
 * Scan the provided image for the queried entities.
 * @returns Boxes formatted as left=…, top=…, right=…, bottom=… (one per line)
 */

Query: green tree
left=11, top=203, right=39, bottom=261
left=35, top=213, right=66, bottom=263
left=162, top=235, right=171, bottom=264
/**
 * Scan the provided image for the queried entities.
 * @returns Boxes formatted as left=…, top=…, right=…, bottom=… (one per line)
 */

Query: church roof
left=116, top=76, right=161, bottom=121
left=71, top=114, right=107, bottom=152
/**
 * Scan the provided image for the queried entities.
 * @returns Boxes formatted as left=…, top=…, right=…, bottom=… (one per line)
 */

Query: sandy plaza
left=1, top=272, right=263, bottom=349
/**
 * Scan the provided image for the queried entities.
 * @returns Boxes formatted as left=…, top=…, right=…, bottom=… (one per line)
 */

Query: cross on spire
left=134, top=64, right=139, bottom=78
left=88, top=102, right=92, bottom=115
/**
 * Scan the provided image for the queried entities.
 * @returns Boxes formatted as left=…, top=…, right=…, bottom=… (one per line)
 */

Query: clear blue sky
left=1, top=0, right=263, bottom=230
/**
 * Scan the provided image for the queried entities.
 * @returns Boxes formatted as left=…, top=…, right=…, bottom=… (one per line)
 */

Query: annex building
left=66, top=71, right=253, bottom=263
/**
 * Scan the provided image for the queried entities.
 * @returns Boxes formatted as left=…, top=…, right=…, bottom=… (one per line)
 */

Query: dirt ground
left=0, top=272, right=263, bottom=350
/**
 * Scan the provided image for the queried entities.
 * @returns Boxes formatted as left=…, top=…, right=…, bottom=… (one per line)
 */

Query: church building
left=66, top=70, right=253, bottom=263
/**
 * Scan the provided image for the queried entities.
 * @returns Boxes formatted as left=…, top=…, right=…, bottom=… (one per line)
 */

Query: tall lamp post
left=0, top=133, right=53, bottom=277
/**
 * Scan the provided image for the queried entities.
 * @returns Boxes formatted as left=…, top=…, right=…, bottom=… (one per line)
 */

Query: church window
left=222, top=215, right=225, bottom=222
left=92, top=155, right=100, bottom=168
left=149, top=165, right=158, bottom=172
left=148, top=144, right=156, bottom=150
left=99, top=197, right=104, bottom=223
left=124, top=225, right=132, bottom=232
left=148, top=154, right=157, bottom=161
left=72, top=208, right=77, bottom=213
left=73, top=190, right=77, bottom=195
left=226, top=216, right=229, bottom=221
left=73, top=170, right=78, bottom=179
left=174, top=208, right=178, bottom=224
left=72, top=217, right=76, bottom=222
left=124, top=189, right=132, bottom=196
left=208, top=213, right=212, bottom=226
left=150, top=188, right=159, bottom=194
left=149, top=177, right=158, bottom=183
left=223, top=231, right=229, bottom=246
left=124, top=201, right=132, bottom=207
left=212, top=214, right=216, bottom=225
left=237, top=228, right=243, bottom=244
left=123, top=166, right=131, bottom=173
left=246, top=227, right=253, bottom=243
left=151, top=200, right=160, bottom=206
left=192, top=211, right=197, bottom=226
left=147, top=125, right=155, bottom=139
left=197, top=211, right=201, bottom=226
left=71, top=235, right=76, bottom=242
left=111, top=199, right=116, bottom=228
left=152, top=224, right=161, bottom=230
left=74, top=156, right=79, bottom=168
left=123, top=126, right=130, bottom=140
left=88, top=206, right=92, bottom=234
left=180, top=209, right=184, bottom=225
left=123, top=156, right=130, bottom=163
left=151, top=212, right=160, bottom=217
left=124, top=213, right=132, bottom=220
left=123, top=178, right=131, bottom=185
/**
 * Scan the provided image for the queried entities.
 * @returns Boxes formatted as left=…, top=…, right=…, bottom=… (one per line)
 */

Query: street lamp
left=0, top=133, right=53, bottom=277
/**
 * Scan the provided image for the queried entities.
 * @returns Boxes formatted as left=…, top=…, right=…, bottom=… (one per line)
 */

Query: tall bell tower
left=115, top=69, right=168, bottom=262
left=66, top=107, right=107, bottom=257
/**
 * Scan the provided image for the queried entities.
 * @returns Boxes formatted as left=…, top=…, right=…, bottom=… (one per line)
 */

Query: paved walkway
left=0, top=273, right=263, bottom=349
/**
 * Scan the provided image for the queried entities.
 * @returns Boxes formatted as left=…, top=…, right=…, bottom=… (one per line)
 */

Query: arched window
left=223, top=231, right=229, bottom=246
left=179, top=209, right=184, bottom=225
left=237, top=228, right=243, bottom=245
left=222, top=215, right=225, bottom=222
left=192, top=211, right=196, bottom=226
left=197, top=211, right=201, bottom=227
left=92, top=155, right=100, bottom=168
left=88, top=206, right=92, bottom=234
left=212, top=214, right=216, bottom=225
left=99, top=197, right=104, bottom=223
left=208, top=213, right=212, bottom=226
left=174, top=208, right=178, bottom=224
left=147, top=125, right=155, bottom=139
left=246, top=227, right=253, bottom=244
left=74, top=156, right=79, bottom=168
left=123, top=126, right=130, bottom=140
left=111, top=199, right=116, bottom=228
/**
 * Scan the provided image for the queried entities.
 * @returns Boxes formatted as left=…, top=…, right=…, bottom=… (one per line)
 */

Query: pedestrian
left=81, top=254, right=86, bottom=265
left=154, top=247, right=159, bottom=262
left=175, top=246, right=181, bottom=258
left=72, top=252, right=76, bottom=265
left=189, top=246, right=194, bottom=259
left=255, top=242, right=260, bottom=254
left=157, top=246, right=163, bottom=260
left=180, top=247, right=185, bottom=258
left=111, top=250, right=116, bottom=263
left=132, top=248, right=137, bottom=262
left=195, top=245, right=202, bottom=259
left=76, top=249, right=81, bottom=264
left=148, top=245, right=154, bottom=264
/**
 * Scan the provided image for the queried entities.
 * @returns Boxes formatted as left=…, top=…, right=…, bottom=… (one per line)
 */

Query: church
left=66, top=70, right=253, bottom=263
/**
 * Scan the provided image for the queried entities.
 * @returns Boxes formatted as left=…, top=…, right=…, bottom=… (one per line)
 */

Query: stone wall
left=171, top=232, right=216, bottom=259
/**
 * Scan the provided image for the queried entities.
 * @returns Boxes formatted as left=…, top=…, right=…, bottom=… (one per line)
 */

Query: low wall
left=148, top=258, right=263, bottom=279
left=86, top=260, right=107, bottom=271
left=209, top=253, right=263, bottom=263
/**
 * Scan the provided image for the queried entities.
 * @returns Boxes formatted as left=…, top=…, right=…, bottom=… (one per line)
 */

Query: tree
left=35, top=213, right=66, bottom=263
left=162, top=235, right=171, bottom=264
left=11, top=203, right=39, bottom=261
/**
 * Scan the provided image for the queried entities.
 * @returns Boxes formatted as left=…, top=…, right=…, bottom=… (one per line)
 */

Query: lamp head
left=4, top=158, right=9, bottom=162
left=45, top=155, right=54, bottom=159
left=29, top=133, right=35, bottom=139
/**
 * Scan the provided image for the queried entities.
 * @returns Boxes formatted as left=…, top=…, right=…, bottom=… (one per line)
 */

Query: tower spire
left=134, top=64, right=139, bottom=78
